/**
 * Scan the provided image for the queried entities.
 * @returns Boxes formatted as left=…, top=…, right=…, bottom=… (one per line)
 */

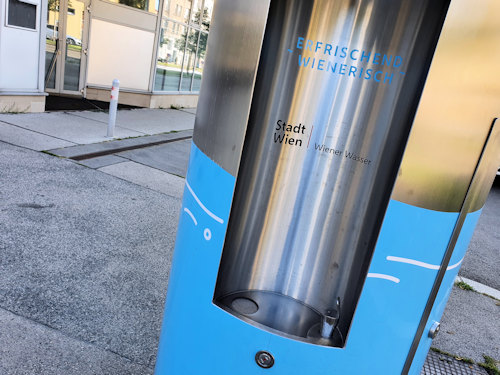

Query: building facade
left=0, top=0, right=213, bottom=112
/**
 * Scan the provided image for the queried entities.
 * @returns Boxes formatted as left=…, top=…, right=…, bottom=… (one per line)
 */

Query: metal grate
left=421, top=350, right=489, bottom=375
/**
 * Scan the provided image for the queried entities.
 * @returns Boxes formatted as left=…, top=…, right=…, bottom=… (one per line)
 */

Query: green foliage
left=48, top=0, right=58, bottom=11
left=479, top=355, right=500, bottom=375
left=430, top=348, right=499, bottom=374
left=118, top=0, right=148, bottom=10
left=48, top=0, right=73, bottom=12
left=174, top=8, right=210, bottom=58
left=430, top=347, right=474, bottom=364
left=455, top=281, right=474, bottom=291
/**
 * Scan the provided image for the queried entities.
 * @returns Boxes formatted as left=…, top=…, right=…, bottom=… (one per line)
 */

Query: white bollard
left=107, top=79, right=120, bottom=138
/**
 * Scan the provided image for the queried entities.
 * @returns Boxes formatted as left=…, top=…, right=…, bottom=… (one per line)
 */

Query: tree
left=174, top=7, right=210, bottom=60
left=48, top=0, right=73, bottom=12
left=118, top=0, right=148, bottom=11
left=48, top=0, right=58, bottom=11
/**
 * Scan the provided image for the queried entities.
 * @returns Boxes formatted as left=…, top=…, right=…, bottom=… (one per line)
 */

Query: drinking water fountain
left=155, top=0, right=500, bottom=373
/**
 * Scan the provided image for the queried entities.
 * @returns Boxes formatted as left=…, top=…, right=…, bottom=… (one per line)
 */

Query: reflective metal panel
left=215, top=0, right=449, bottom=345
left=193, top=0, right=271, bottom=176
left=393, top=0, right=500, bottom=212
left=464, top=119, right=500, bottom=213
left=403, top=118, right=500, bottom=374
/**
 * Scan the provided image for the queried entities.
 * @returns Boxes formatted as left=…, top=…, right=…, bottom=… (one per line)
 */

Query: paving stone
left=117, top=139, right=191, bottom=177
left=0, top=121, right=75, bottom=151
left=0, top=112, right=143, bottom=144
left=69, top=109, right=195, bottom=135
left=46, top=130, right=192, bottom=159
left=77, top=155, right=128, bottom=169
left=98, top=161, right=186, bottom=198
left=0, top=307, right=153, bottom=375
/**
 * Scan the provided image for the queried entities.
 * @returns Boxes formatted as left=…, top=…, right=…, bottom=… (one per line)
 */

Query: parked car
left=46, top=25, right=58, bottom=40
left=66, top=36, right=82, bottom=46
left=46, top=26, right=81, bottom=46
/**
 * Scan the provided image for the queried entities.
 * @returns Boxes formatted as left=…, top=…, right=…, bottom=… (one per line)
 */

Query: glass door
left=45, top=0, right=60, bottom=90
left=45, top=0, right=89, bottom=95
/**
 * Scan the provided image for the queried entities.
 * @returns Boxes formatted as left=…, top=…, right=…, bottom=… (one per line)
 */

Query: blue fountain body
left=154, top=143, right=482, bottom=374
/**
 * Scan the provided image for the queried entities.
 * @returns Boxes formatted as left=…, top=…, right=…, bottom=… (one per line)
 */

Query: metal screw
left=255, top=351, right=274, bottom=369
left=429, top=321, right=440, bottom=338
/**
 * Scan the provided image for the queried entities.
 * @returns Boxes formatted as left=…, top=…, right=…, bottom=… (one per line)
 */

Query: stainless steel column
left=214, top=0, right=450, bottom=346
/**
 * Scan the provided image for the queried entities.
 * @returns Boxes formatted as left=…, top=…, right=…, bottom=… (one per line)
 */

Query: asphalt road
left=0, top=142, right=179, bottom=374
left=459, top=181, right=500, bottom=290
left=0, top=139, right=498, bottom=374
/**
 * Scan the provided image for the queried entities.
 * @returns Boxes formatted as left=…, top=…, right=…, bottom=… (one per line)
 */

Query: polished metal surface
left=320, top=306, right=339, bottom=339
left=429, top=321, right=441, bottom=339
left=307, top=323, right=343, bottom=348
left=402, top=119, right=500, bottom=374
left=393, top=0, right=500, bottom=212
left=464, top=119, right=500, bottom=212
left=215, top=0, right=449, bottom=345
left=217, top=290, right=346, bottom=346
left=192, top=0, right=271, bottom=176
left=218, top=290, right=322, bottom=338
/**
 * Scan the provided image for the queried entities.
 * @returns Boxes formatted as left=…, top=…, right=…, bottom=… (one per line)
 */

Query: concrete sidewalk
left=0, top=108, right=195, bottom=375
left=0, top=108, right=195, bottom=199
left=0, top=108, right=498, bottom=374
left=0, top=108, right=196, bottom=151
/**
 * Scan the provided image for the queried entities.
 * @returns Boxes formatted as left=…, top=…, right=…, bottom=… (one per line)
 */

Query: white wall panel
left=87, top=19, right=154, bottom=91
left=0, top=0, right=42, bottom=91
left=92, top=0, right=157, bottom=32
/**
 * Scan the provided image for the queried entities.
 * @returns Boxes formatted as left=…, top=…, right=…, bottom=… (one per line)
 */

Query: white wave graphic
left=185, top=180, right=224, bottom=224
left=386, top=256, right=464, bottom=271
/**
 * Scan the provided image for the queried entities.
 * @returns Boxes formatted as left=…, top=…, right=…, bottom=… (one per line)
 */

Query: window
left=7, top=0, right=37, bottom=30
left=164, top=0, right=190, bottom=23
left=192, top=31, right=207, bottom=91
left=107, top=0, right=157, bottom=13
left=155, top=0, right=213, bottom=92
left=155, top=21, right=188, bottom=92
left=190, top=0, right=201, bottom=25
left=201, top=0, right=213, bottom=31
